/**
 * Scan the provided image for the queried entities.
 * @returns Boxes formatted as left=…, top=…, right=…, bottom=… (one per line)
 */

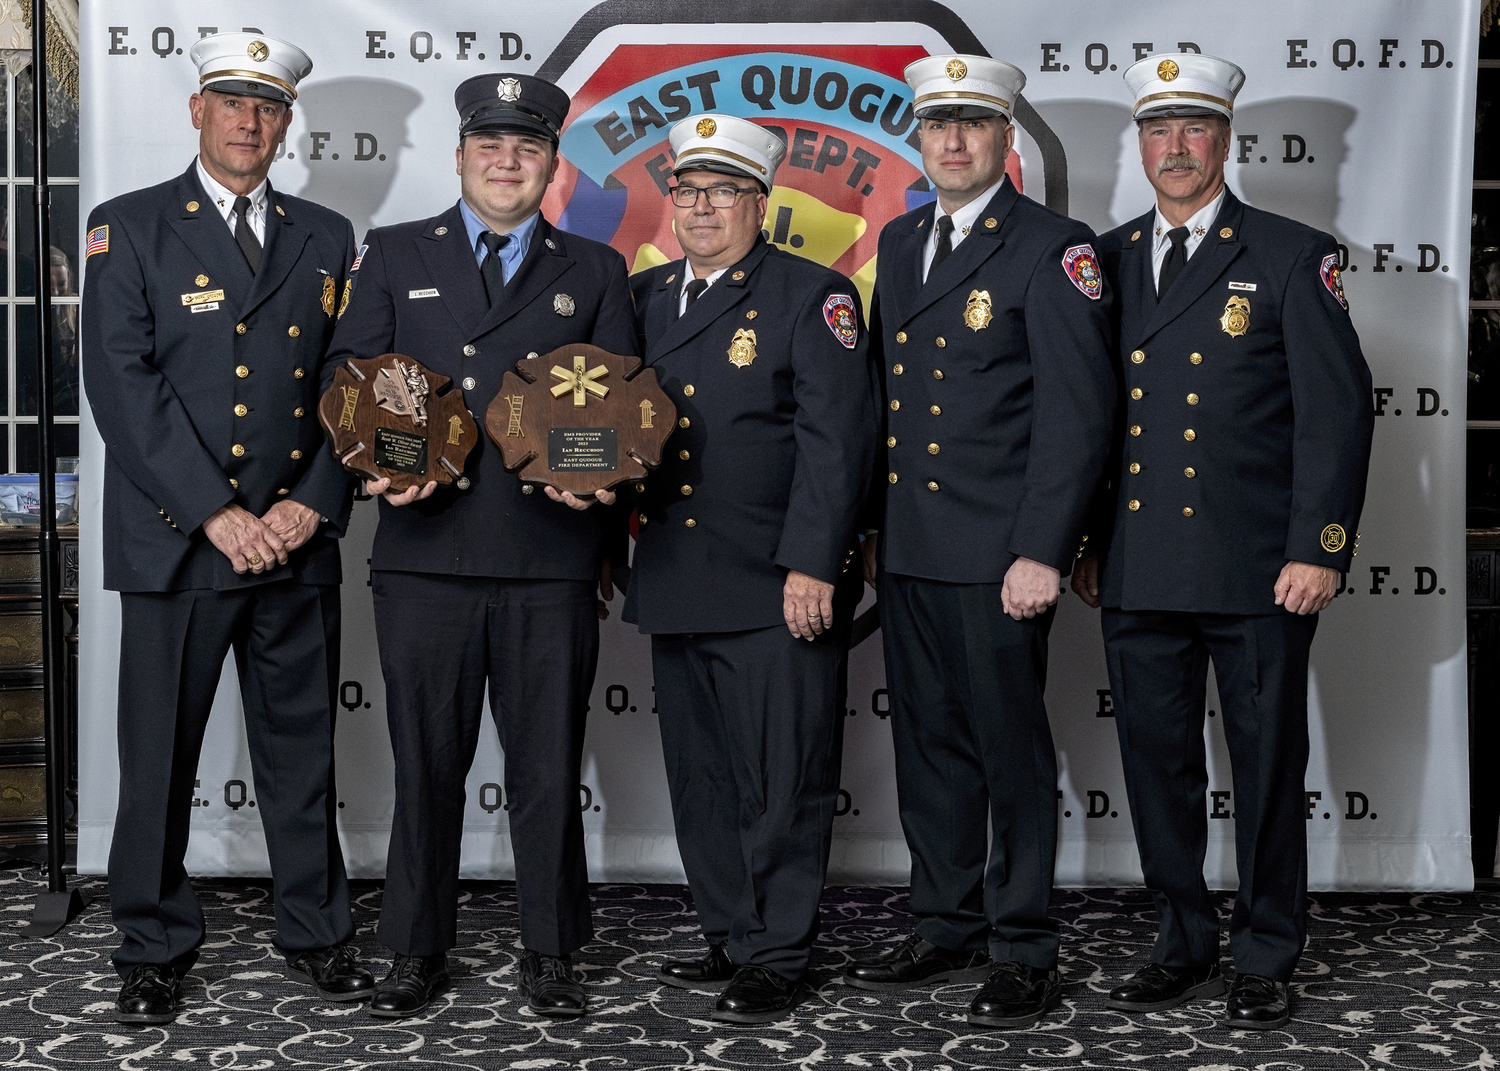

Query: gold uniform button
left=1129, top=462, right=1141, bottom=474
left=928, top=443, right=940, bottom=455
left=678, top=417, right=690, bottom=428
left=463, top=344, right=476, bottom=357
left=638, top=513, right=647, bottom=523
left=1184, top=467, right=1197, bottom=478
left=236, top=365, right=250, bottom=378
left=930, top=405, right=941, bottom=415
left=927, top=480, right=940, bottom=491
left=229, top=479, right=239, bottom=489
left=935, top=337, right=946, bottom=348
left=1130, top=388, right=1143, bottom=400
left=232, top=444, right=245, bottom=457
left=234, top=404, right=248, bottom=417
left=1130, top=425, right=1142, bottom=436
left=635, top=482, right=646, bottom=493
left=1190, top=352, right=1203, bottom=364
left=1182, top=507, right=1195, bottom=517
left=290, top=450, right=303, bottom=460
left=683, top=384, right=695, bottom=397
left=195, top=274, right=210, bottom=287
left=678, top=449, right=690, bottom=460
left=278, top=488, right=289, bottom=495
left=186, top=200, right=200, bottom=212
left=890, top=400, right=901, bottom=411
left=1130, top=350, right=1145, bottom=363
left=896, top=331, right=908, bottom=343
left=294, top=407, right=305, bottom=418
left=888, top=472, right=899, bottom=484
left=685, top=518, right=697, bottom=528
left=1128, top=499, right=1140, bottom=511
left=236, top=323, right=247, bottom=335
left=680, top=484, right=693, bottom=496
left=294, top=368, right=305, bottom=379
left=288, top=325, right=301, bottom=337
left=887, top=436, right=897, bottom=448
left=1184, top=429, right=1196, bottom=441
left=893, top=364, right=904, bottom=375
left=933, top=369, right=944, bottom=380
left=1187, top=393, right=1200, bottom=405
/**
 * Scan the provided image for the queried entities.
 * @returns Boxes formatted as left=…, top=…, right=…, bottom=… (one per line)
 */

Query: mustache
left=1157, top=153, right=1204, bottom=176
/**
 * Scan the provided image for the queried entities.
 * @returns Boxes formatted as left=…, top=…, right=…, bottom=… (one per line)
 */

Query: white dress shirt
left=678, top=266, right=728, bottom=316
left=922, top=174, right=1008, bottom=282
left=1150, top=186, right=1226, bottom=286
left=195, top=157, right=268, bottom=245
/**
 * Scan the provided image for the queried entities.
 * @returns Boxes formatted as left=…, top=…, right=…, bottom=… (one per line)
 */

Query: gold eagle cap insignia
left=728, top=328, right=758, bottom=368
left=1220, top=294, right=1250, bottom=337
left=964, top=289, right=993, bottom=331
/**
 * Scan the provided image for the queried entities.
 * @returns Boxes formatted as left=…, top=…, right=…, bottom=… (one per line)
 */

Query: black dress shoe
left=1107, top=961, right=1225, bottom=1012
left=114, top=964, right=182, bottom=1024
left=519, top=951, right=586, bottom=1018
left=1225, top=973, right=1290, bottom=1029
left=286, top=942, right=376, bottom=1001
left=713, top=965, right=805, bottom=1024
left=659, top=941, right=735, bottom=992
left=843, top=933, right=991, bottom=991
left=369, top=953, right=450, bottom=1018
left=967, top=961, right=1063, bottom=1029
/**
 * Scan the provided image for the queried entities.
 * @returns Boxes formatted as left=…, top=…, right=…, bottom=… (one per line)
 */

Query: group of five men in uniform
left=82, top=31, right=1371, bottom=1033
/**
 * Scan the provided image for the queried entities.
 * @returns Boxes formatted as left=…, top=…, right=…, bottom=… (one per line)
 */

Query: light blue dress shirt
left=457, top=198, right=537, bottom=285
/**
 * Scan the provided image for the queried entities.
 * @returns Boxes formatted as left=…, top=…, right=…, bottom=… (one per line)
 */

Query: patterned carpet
left=1, top=866, right=1497, bottom=1070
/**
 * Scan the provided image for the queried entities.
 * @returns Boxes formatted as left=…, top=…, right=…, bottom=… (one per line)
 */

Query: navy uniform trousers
left=1101, top=609, right=1318, bottom=980
left=111, top=584, right=350, bottom=974
left=879, top=574, right=1059, bottom=968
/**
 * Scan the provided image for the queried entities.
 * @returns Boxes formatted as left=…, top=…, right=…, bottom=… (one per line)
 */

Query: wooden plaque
left=318, top=353, right=479, bottom=491
left=486, top=345, right=677, bottom=496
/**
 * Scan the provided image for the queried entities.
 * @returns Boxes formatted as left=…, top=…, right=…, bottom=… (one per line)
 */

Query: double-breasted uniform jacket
left=1091, top=188, right=1374, bottom=614
left=83, top=163, right=356, bottom=593
left=324, top=204, right=637, bottom=581
left=870, top=176, right=1117, bottom=579
left=624, top=238, right=879, bottom=634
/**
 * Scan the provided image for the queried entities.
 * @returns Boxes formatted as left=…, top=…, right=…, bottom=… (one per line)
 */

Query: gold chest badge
left=321, top=275, right=336, bottom=317
left=1220, top=295, right=1250, bottom=337
left=728, top=328, right=758, bottom=368
left=964, top=289, right=993, bottom=331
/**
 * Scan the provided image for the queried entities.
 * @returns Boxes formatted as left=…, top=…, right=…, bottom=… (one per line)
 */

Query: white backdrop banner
left=76, top=0, right=1477, bottom=891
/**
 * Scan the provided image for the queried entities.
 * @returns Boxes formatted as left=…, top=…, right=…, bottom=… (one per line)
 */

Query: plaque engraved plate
left=319, top=353, right=478, bottom=491
left=549, top=428, right=619, bottom=471
left=487, top=345, right=677, bottom=496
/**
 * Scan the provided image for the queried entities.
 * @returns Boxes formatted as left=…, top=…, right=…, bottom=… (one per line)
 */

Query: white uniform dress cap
left=1124, top=53, right=1246, bottom=121
left=669, top=114, right=787, bottom=191
left=189, top=32, right=313, bottom=105
left=904, top=54, right=1026, bottom=122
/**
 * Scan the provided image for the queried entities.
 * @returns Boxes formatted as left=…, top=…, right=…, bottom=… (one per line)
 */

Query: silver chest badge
left=554, top=293, right=576, bottom=317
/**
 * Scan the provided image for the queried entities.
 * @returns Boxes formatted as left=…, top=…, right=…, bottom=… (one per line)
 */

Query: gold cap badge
left=1157, top=59, right=1179, bottom=81
left=946, top=58, right=968, bottom=81
left=247, top=40, right=269, bottom=63
left=696, top=117, right=717, bottom=138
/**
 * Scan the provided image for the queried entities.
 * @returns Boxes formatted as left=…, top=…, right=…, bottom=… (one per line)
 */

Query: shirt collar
left=458, top=198, right=540, bottom=259
left=194, top=157, right=268, bottom=218
left=1152, top=186, right=1227, bottom=254
left=934, top=173, right=1008, bottom=242
left=680, top=266, right=728, bottom=295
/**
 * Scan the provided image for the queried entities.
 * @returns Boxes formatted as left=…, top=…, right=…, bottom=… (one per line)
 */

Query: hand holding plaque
left=486, top=345, right=676, bottom=497
left=319, top=353, right=478, bottom=492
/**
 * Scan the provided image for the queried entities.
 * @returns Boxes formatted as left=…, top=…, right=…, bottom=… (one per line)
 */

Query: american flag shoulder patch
left=85, top=225, right=109, bottom=258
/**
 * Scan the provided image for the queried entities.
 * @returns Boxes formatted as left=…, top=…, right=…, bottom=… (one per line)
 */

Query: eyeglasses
left=668, top=184, right=759, bottom=208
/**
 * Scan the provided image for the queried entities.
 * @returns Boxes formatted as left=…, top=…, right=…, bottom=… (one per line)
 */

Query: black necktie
left=930, top=215, right=955, bottom=277
left=682, top=278, right=708, bottom=316
left=479, top=231, right=511, bottom=304
left=232, top=195, right=261, bottom=274
left=1157, top=226, right=1190, bottom=301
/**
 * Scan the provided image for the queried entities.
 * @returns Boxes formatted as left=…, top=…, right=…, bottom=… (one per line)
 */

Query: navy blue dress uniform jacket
left=624, top=239, right=879, bottom=634
left=83, top=164, right=356, bottom=593
left=870, top=176, right=1116, bottom=580
left=324, top=205, right=637, bottom=581
left=1091, top=189, right=1374, bottom=614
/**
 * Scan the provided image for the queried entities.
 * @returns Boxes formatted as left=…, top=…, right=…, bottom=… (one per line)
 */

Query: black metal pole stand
left=24, top=0, right=87, bottom=936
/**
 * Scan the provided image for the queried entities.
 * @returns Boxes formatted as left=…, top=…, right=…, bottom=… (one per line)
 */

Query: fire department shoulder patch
left=1062, top=243, right=1103, bottom=300
left=1320, top=252, right=1349, bottom=311
left=823, top=293, right=858, bottom=348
